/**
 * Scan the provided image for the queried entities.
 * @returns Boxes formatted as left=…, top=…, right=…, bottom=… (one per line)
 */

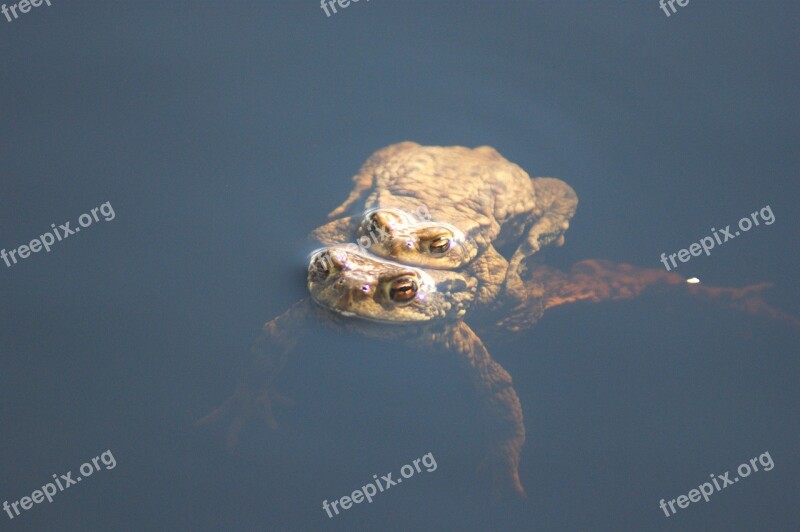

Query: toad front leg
left=505, top=178, right=578, bottom=299
left=417, top=321, right=527, bottom=498
left=197, top=298, right=321, bottom=448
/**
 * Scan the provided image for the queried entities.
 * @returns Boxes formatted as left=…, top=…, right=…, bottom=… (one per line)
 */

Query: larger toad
left=311, top=142, right=578, bottom=300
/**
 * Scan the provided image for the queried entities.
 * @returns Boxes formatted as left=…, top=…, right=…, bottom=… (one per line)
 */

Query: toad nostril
left=361, top=284, right=370, bottom=292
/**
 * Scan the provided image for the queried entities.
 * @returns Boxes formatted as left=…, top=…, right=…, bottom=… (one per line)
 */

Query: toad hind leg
left=497, top=259, right=800, bottom=331
left=419, top=321, right=526, bottom=498
left=536, top=260, right=800, bottom=329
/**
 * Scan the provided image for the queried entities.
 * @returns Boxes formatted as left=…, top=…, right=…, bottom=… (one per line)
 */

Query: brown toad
left=198, top=143, right=799, bottom=500
left=311, top=142, right=578, bottom=302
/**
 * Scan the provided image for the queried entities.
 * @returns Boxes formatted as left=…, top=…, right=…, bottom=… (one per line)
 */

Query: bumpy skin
left=308, top=246, right=476, bottom=323
left=199, top=144, right=798, bottom=500
left=311, top=142, right=578, bottom=299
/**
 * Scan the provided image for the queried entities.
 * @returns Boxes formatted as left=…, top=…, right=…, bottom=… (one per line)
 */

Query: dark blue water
left=1, top=1, right=798, bottom=530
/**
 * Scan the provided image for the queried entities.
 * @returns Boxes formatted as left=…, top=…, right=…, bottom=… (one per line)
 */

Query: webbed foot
left=196, top=384, right=293, bottom=449
left=197, top=299, right=313, bottom=449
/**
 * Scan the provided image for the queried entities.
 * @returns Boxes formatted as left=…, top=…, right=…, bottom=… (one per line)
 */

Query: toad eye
left=389, top=277, right=418, bottom=303
left=429, top=237, right=451, bottom=254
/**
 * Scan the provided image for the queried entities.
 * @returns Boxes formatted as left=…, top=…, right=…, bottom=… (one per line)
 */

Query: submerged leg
left=197, top=298, right=320, bottom=448
left=417, top=321, right=526, bottom=498
left=498, top=259, right=799, bottom=331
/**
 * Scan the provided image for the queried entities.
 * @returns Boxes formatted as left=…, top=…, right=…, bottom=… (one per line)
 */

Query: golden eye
left=389, top=278, right=417, bottom=303
left=429, top=237, right=450, bottom=254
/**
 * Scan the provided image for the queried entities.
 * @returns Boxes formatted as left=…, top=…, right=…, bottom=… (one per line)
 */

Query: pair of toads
left=200, top=142, right=798, bottom=498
